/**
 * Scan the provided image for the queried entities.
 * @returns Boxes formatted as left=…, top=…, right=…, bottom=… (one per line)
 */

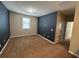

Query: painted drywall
left=38, top=12, right=57, bottom=42
left=10, top=12, right=37, bottom=37
left=0, top=2, right=10, bottom=51
left=55, top=12, right=65, bottom=43
left=69, top=6, right=79, bottom=56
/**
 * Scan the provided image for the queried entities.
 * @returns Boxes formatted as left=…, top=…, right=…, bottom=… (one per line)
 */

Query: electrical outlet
left=4, top=40, right=5, bottom=42
left=0, top=44, right=1, bottom=48
left=43, top=34, right=45, bottom=36
left=47, top=35, right=49, bottom=38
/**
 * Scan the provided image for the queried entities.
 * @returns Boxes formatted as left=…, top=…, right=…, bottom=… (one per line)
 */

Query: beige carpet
left=0, top=35, right=76, bottom=58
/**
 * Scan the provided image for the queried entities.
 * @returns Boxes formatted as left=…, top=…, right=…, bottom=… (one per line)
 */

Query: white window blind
left=23, top=17, right=30, bottom=29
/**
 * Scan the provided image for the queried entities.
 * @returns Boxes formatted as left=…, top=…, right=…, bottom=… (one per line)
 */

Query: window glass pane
left=23, top=17, right=30, bottom=29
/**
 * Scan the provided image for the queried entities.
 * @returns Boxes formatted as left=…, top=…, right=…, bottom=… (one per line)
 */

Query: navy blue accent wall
left=38, top=12, right=57, bottom=42
left=0, top=2, right=10, bottom=51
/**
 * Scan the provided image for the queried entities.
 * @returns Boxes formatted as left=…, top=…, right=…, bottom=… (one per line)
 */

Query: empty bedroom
left=0, top=1, right=79, bottom=58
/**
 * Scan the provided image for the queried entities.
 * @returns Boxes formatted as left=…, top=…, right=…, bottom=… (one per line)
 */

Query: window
left=23, top=17, right=30, bottom=29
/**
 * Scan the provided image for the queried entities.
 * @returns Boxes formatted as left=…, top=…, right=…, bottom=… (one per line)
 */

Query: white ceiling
left=2, top=1, right=79, bottom=17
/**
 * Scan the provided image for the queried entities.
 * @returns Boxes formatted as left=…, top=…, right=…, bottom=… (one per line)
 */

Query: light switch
left=51, top=29, right=53, bottom=31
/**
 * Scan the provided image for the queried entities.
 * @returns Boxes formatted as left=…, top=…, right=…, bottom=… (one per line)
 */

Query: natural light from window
left=23, top=17, right=30, bottom=29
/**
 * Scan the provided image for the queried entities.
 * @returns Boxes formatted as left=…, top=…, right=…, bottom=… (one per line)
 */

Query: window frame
left=22, top=17, right=30, bottom=30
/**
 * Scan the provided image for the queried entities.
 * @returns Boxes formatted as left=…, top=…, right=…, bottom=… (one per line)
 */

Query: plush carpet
left=0, top=35, right=76, bottom=58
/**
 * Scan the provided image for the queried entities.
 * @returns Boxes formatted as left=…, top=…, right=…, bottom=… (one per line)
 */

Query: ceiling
left=61, top=8, right=75, bottom=16
left=2, top=1, right=79, bottom=17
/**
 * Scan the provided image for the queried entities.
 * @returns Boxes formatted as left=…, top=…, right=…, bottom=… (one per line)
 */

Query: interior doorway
left=59, top=8, right=75, bottom=50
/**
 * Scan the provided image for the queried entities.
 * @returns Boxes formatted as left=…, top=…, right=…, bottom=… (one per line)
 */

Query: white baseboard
left=0, top=36, right=11, bottom=55
left=11, top=35, right=27, bottom=38
left=11, top=34, right=36, bottom=38
left=37, top=34, right=56, bottom=44
left=68, top=50, right=79, bottom=57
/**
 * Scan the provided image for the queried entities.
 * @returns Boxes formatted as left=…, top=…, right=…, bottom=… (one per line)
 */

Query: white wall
left=65, top=22, right=73, bottom=40
left=55, top=12, right=65, bottom=43
left=10, top=12, right=37, bottom=37
left=69, top=6, right=79, bottom=57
